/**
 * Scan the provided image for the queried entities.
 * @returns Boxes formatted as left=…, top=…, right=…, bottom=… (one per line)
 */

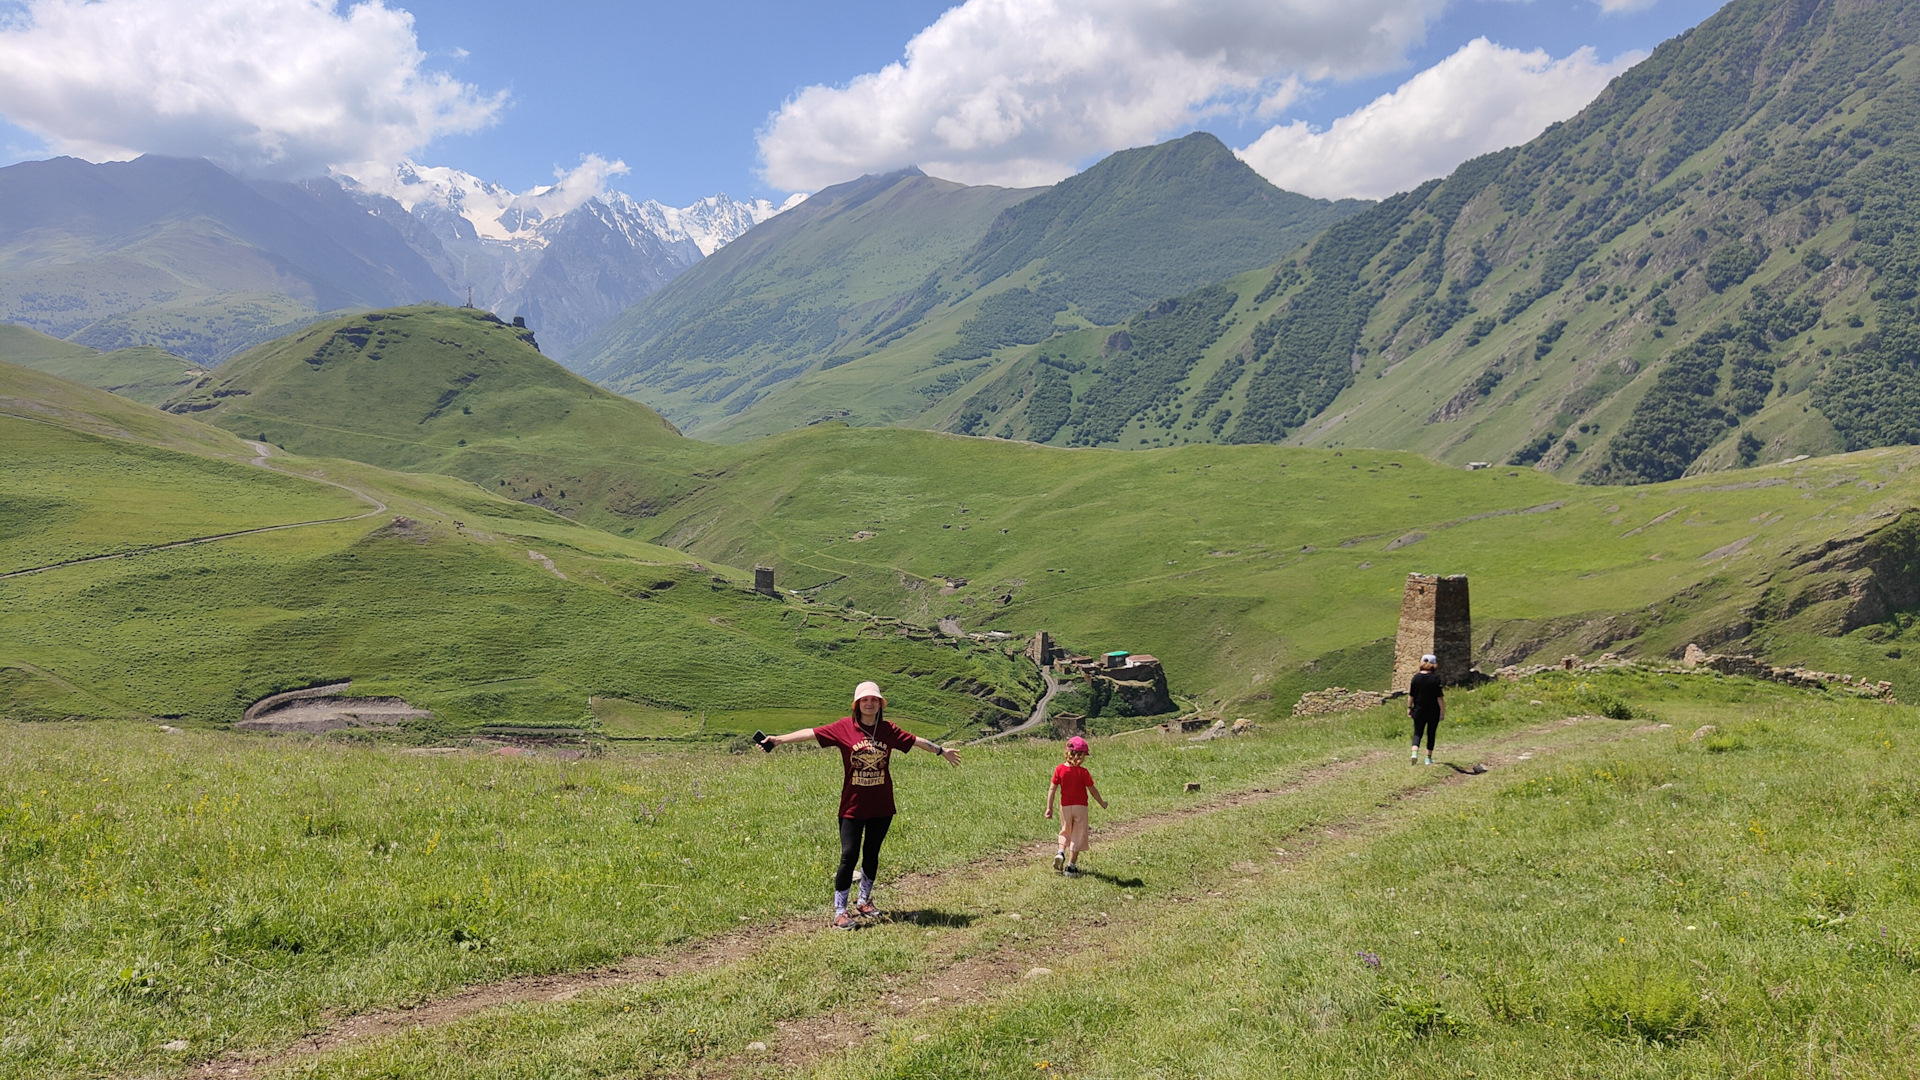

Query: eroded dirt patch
left=236, top=682, right=430, bottom=733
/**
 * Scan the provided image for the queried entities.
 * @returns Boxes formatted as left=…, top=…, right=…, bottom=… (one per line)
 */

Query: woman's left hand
left=940, top=747, right=961, bottom=766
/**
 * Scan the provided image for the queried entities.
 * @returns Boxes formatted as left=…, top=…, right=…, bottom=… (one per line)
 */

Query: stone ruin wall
left=1391, top=573, right=1473, bottom=691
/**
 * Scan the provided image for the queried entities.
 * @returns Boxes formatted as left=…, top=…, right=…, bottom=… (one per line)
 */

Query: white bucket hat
left=853, top=680, right=885, bottom=704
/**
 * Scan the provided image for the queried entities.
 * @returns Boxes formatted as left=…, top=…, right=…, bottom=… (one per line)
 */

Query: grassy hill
left=573, top=136, right=1365, bottom=440
left=944, top=0, right=1920, bottom=482
left=0, top=322, right=204, bottom=405
left=161, top=305, right=707, bottom=534
left=1, top=359, right=1035, bottom=734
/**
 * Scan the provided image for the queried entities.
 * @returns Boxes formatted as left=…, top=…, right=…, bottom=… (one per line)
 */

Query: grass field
left=5, top=671, right=1915, bottom=1078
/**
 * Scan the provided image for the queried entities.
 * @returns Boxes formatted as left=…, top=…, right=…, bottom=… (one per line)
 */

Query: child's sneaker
left=832, top=910, right=856, bottom=930
left=1053, top=850, right=1066, bottom=872
left=1064, top=863, right=1082, bottom=877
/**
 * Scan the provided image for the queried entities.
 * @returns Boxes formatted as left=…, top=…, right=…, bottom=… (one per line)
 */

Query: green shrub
left=1579, top=964, right=1704, bottom=1043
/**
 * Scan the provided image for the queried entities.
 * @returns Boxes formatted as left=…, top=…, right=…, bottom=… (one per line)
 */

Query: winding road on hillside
left=0, top=440, right=389, bottom=581
left=185, top=712, right=1659, bottom=1080
left=969, top=665, right=1064, bottom=744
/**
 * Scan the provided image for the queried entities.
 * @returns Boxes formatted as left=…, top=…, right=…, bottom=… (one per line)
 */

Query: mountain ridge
left=573, top=134, right=1366, bottom=438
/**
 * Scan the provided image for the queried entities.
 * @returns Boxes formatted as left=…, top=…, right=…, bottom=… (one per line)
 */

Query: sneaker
left=1425, top=756, right=1434, bottom=765
left=1053, top=850, right=1066, bottom=872
left=1410, top=749, right=1419, bottom=764
left=1064, top=864, right=1082, bottom=877
left=855, top=899, right=880, bottom=918
left=832, top=910, right=856, bottom=930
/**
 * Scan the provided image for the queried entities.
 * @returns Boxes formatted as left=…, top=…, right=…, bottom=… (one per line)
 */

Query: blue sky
left=0, top=0, right=1732, bottom=205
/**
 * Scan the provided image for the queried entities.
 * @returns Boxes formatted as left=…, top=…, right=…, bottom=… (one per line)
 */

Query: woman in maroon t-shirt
left=756, top=680, right=961, bottom=929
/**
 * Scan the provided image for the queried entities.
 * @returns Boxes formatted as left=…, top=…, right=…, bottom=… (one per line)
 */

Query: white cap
left=1421, top=654, right=1437, bottom=664
left=853, top=680, right=885, bottom=704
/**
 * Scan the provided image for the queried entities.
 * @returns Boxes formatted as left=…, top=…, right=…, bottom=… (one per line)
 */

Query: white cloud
left=757, top=0, right=1449, bottom=190
left=1595, top=0, right=1662, bottom=13
left=1237, top=38, right=1637, bottom=200
left=0, top=0, right=503, bottom=176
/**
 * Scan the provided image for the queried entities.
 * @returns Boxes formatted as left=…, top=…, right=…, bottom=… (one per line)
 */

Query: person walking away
left=1409, top=654, right=1445, bottom=765
left=755, top=681, right=960, bottom=928
left=1045, top=735, right=1107, bottom=875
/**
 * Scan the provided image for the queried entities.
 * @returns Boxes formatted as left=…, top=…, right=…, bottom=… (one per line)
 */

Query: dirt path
left=972, top=666, right=1063, bottom=744
left=1, top=442, right=389, bottom=581
left=190, top=714, right=1649, bottom=1080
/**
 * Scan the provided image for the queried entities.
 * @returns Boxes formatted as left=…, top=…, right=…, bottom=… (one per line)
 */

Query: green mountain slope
left=162, top=305, right=700, bottom=534
left=952, top=0, right=1920, bottom=476
left=0, top=323, right=204, bottom=405
left=573, top=135, right=1365, bottom=440
left=0, top=360, right=1034, bottom=732
left=570, top=169, right=1039, bottom=429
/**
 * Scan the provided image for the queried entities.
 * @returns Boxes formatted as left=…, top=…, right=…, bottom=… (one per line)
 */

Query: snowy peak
left=630, top=191, right=809, bottom=256
left=333, top=159, right=804, bottom=253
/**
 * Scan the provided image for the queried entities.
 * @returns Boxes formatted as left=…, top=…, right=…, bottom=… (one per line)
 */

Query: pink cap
left=1066, top=736, right=1089, bottom=753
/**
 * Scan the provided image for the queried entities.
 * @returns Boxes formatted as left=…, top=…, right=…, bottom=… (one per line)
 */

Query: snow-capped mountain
left=332, top=159, right=804, bottom=358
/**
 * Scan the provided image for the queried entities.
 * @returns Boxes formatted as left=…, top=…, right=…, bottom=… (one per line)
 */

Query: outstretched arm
left=912, top=735, right=961, bottom=766
left=755, top=728, right=815, bottom=751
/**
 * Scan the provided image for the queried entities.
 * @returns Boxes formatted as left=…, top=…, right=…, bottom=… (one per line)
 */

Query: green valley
left=162, top=301, right=1920, bottom=711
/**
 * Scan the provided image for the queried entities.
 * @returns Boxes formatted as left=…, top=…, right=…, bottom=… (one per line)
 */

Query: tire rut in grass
left=191, top=714, right=1642, bottom=1080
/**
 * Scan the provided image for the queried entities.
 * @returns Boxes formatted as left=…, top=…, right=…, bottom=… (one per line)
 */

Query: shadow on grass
left=1441, top=761, right=1488, bottom=775
left=1075, top=869, right=1147, bottom=888
left=886, top=909, right=978, bottom=928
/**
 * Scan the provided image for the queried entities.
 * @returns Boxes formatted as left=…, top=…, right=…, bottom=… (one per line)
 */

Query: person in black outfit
left=1408, top=654, right=1445, bottom=765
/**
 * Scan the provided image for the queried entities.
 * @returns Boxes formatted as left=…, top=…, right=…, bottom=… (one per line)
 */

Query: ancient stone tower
left=753, top=566, right=776, bottom=596
left=1391, top=573, right=1472, bottom=691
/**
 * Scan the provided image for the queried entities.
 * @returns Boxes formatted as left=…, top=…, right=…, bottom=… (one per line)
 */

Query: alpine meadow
left=6, top=0, right=1920, bottom=1077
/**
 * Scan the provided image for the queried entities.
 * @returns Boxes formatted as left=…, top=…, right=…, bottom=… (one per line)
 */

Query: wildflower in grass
left=1358, top=950, right=1382, bottom=969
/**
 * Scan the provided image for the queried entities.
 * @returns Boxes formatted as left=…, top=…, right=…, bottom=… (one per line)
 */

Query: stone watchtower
left=753, top=566, right=777, bottom=597
left=1391, top=573, right=1472, bottom=691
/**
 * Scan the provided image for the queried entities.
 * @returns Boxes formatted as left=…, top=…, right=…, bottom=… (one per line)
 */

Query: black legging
left=1412, top=712, right=1440, bottom=752
left=836, top=815, right=893, bottom=891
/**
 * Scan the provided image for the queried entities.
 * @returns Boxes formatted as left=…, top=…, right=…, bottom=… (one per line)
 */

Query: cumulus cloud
left=1237, top=38, right=1636, bottom=200
left=1595, top=0, right=1663, bottom=13
left=758, top=0, right=1449, bottom=190
left=0, top=0, right=503, bottom=176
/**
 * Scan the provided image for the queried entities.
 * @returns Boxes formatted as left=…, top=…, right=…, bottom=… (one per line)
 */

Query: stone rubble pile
left=1292, top=687, right=1398, bottom=717
left=1492, top=645, right=1893, bottom=699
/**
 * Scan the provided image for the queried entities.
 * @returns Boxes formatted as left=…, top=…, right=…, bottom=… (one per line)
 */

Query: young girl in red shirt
left=756, top=680, right=961, bottom=928
left=1045, top=735, right=1107, bottom=875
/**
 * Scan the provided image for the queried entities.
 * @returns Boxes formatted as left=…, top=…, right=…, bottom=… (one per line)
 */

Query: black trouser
left=1412, top=712, right=1440, bottom=752
left=836, top=814, right=893, bottom=892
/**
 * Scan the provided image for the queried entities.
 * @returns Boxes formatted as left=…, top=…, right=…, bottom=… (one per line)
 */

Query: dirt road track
left=188, top=713, right=1651, bottom=1080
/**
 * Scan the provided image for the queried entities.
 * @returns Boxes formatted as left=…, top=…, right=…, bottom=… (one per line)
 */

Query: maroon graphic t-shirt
left=814, top=715, right=919, bottom=819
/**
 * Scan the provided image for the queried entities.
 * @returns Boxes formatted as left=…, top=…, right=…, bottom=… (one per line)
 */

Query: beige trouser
left=1058, top=804, right=1090, bottom=856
